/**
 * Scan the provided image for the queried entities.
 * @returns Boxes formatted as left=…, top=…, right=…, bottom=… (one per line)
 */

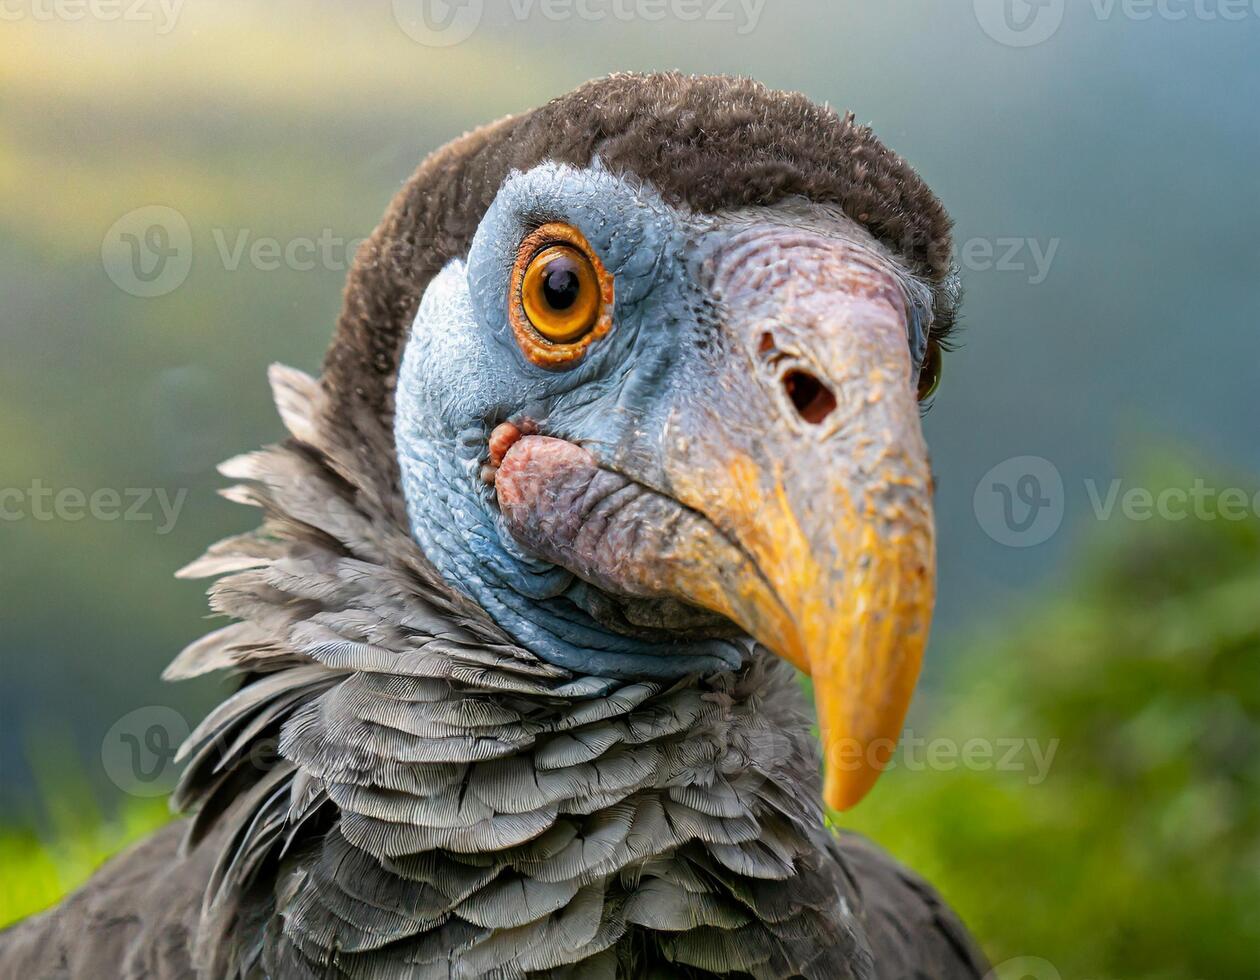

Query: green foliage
left=0, top=761, right=171, bottom=929
left=842, top=468, right=1260, bottom=979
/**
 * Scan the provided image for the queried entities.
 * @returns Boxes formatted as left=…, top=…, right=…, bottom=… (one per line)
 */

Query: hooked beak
left=669, top=425, right=935, bottom=812
left=497, top=227, right=936, bottom=811
left=666, top=229, right=936, bottom=810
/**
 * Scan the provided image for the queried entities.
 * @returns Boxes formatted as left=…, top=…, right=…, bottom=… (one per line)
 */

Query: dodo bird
left=1, top=74, right=985, bottom=979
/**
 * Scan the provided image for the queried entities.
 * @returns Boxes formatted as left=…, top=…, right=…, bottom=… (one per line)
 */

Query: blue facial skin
left=395, top=161, right=755, bottom=681
left=394, top=162, right=931, bottom=682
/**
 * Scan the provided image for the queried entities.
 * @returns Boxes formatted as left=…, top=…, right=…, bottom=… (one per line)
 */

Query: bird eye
left=522, top=245, right=601, bottom=343
left=509, top=222, right=613, bottom=367
left=917, top=340, right=942, bottom=402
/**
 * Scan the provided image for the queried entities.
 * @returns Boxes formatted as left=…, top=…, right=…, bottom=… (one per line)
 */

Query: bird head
left=329, top=74, right=958, bottom=812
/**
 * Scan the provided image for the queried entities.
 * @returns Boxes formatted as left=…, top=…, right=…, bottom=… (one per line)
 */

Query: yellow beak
left=658, top=235, right=938, bottom=811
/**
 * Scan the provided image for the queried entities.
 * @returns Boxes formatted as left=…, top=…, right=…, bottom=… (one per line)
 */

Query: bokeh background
left=2, top=2, right=1258, bottom=976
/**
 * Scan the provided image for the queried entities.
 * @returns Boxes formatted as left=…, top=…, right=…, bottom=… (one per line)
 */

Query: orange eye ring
left=509, top=222, right=614, bottom=367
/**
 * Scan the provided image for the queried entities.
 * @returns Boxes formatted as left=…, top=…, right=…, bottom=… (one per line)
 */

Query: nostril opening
left=783, top=369, right=837, bottom=425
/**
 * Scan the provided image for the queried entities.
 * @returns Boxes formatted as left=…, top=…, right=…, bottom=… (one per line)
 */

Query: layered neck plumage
left=167, top=366, right=869, bottom=979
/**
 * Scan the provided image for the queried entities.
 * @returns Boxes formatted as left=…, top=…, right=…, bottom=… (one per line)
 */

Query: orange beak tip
left=820, top=734, right=896, bottom=812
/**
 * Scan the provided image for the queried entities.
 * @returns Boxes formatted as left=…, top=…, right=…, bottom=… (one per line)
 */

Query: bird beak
left=495, top=229, right=935, bottom=811
left=658, top=232, right=937, bottom=811
left=663, top=437, right=934, bottom=813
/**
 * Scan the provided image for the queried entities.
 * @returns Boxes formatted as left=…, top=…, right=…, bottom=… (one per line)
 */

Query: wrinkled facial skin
left=397, top=162, right=751, bottom=680
left=495, top=225, right=932, bottom=649
left=395, top=162, right=938, bottom=807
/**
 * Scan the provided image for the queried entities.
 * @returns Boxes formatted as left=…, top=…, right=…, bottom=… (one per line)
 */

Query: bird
left=1, top=73, right=984, bottom=979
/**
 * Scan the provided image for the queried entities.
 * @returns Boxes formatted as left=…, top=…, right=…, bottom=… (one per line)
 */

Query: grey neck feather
left=167, top=367, right=870, bottom=979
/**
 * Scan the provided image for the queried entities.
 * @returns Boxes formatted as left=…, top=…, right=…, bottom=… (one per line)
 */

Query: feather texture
left=0, top=367, right=987, bottom=979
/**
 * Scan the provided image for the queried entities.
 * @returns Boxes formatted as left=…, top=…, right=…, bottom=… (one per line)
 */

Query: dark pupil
left=541, top=257, right=581, bottom=311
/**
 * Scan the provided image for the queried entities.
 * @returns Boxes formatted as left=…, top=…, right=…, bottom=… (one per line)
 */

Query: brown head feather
left=325, top=72, right=955, bottom=443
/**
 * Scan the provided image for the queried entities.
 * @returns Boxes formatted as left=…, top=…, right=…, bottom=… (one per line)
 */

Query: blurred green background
left=1, top=3, right=1257, bottom=977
